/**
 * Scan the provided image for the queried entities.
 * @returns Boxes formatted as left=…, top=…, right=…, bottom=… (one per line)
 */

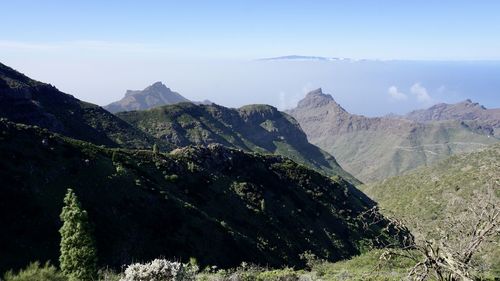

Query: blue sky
left=2, top=0, right=500, bottom=60
left=1, top=1, right=500, bottom=114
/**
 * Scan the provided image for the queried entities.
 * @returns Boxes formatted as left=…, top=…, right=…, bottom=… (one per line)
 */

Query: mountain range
left=402, top=99, right=500, bottom=137
left=258, top=55, right=356, bottom=62
left=1, top=61, right=499, bottom=276
left=1, top=63, right=353, bottom=183
left=0, top=62, right=405, bottom=273
left=287, top=88, right=499, bottom=182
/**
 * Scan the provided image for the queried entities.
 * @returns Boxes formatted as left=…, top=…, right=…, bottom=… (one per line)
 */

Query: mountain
left=0, top=62, right=358, bottom=184
left=361, top=143, right=500, bottom=274
left=0, top=62, right=160, bottom=150
left=104, top=82, right=190, bottom=113
left=404, top=99, right=500, bottom=137
left=287, top=88, right=499, bottom=183
left=258, top=55, right=353, bottom=62
left=116, top=102, right=360, bottom=185
left=0, top=119, right=404, bottom=272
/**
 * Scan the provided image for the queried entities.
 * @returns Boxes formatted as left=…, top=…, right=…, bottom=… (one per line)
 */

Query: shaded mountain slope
left=362, top=143, right=500, bottom=274
left=287, top=88, right=499, bottom=182
left=0, top=119, right=403, bottom=273
left=104, top=82, right=190, bottom=113
left=117, top=102, right=360, bottom=184
left=0, top=62, right=160, bottom=150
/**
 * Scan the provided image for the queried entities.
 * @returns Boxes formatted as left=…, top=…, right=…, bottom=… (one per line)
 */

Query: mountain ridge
left=287, top=88, right=499, bottom=182
left=117, top=101, right=361, bottom=184
left=402, top=99, right=500, bottom=136
left=0, top=62, right=160, bottom=150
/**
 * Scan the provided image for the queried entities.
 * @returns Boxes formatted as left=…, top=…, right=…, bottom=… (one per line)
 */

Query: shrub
left=59, top=188, right=98, bottom=281
left=3, top=261, right=67, bottom=281
left=165, top=174, right=179, bottom=182
left=120, top=259, right=198, bottom=281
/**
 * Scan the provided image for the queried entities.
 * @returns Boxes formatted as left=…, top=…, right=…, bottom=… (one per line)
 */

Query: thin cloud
left=278, top=91, right=301, bottom=110
left=410, top=83, right=432, bottom=103
left=0, top=40, right=166, bottom=53
left=388, top=86, right=407, bottom=101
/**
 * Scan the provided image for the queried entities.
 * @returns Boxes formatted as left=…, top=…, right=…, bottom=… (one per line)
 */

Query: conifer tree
left=59, top=188, right=97, bottom=281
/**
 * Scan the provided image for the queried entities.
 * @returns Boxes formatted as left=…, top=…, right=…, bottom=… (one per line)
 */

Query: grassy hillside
left=0, top=119, right=402, bottom=274
left=325, top=120, right=498, bottom=183
left=362, top=143, right=500, bottom=274
left=117, top=102, right=360, bottom=184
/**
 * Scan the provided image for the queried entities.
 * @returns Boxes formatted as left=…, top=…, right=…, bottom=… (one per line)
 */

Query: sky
left=1, top=0, right=500, bottom=115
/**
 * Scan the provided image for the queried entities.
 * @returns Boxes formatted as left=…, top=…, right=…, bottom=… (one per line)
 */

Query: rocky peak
left=144, top=81, right=168, bottom=92
left=105, top=82, right=189, bottom=113
left=296, top=88, right=348, bottom=114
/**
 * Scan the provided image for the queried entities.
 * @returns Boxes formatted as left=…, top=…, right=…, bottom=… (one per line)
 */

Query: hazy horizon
left=2, top=1, right=500, bottom=116
left=3, top=58, right=500, bottom=117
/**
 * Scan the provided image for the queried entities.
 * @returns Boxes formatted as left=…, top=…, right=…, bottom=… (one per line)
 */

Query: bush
left=3, top=261, right=67, bottom=281
left=120, top=259, right=198, bottom=281
left=59, top=188, right=98, bottom=281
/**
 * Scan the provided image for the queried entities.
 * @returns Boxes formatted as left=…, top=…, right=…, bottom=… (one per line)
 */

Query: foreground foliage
left=121, top=259, right=198, bottom=281
left=2, top=262, right=67, bottom=281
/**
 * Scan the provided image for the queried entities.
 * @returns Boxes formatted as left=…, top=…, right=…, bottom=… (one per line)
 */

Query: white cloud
left=410, top=83, right=432, bottom=103
left=278, top=91, right=301, bottom=110
left=388, top=86, right=407, bottom=101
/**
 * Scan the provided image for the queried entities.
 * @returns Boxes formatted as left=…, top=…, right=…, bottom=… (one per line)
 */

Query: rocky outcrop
left=104, top=82, right=190, bottom=113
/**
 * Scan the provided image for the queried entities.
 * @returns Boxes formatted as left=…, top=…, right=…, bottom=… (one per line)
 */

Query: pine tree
left=59, top=188, right=97, bottom=281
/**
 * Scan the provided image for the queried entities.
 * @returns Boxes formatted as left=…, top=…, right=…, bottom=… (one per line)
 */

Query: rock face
left=287, top=88, right=499, bottom=183
left=0, top=62, right=157, bottom=149
left=117, top=102, right=360, bottom=184
left=0, top=119, right=405, bottom=272
left=104, top=82, right=190, bottom=113
left=404, top=99, right=500, bottom=136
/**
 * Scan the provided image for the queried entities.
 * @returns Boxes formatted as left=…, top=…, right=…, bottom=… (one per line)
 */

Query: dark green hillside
left=0, top=119, right=402, bottom=273
left=362, top=143, right=500, bottom=274
left=0, top=62, right=161, bottom=149
left=117, top=102, right=360, bottom=184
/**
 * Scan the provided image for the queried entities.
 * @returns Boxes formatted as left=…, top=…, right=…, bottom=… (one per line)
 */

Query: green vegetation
left=0, top=119, right=403, bottom=274
left=117, top=102, right=360, bottom=185
left=2, top=250, right=416, bottom=281
left=59, top=189, right=98, bottom=281
left=2, top=262, right=67, bottom=281
left=362, top=143, right=500, bottom=275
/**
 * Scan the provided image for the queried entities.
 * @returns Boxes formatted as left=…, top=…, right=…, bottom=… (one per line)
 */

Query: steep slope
left=362, top=143, right=500, bottom=274
left=404, top=99, right=500, bottom=137
left=287, top=88, right=499, bottom=183
left=116, top=102, right=360, bottom=184
left=0, top=62, right=159, bottom=149
left=104, top=82, right=190, bottom=113
left=0, top=119, right=403, bottom=273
